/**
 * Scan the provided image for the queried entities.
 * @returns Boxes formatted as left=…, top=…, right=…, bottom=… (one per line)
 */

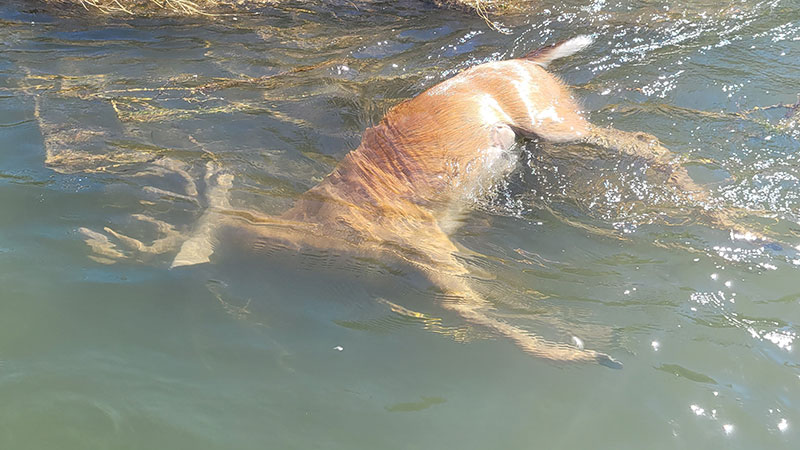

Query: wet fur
left=160, top=37, right=757, bottom=367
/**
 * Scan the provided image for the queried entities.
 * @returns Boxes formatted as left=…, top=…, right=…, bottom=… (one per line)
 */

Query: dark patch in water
left=386, top=396, right=446, bottom=412
left=656, top=364, right=717, bottom=384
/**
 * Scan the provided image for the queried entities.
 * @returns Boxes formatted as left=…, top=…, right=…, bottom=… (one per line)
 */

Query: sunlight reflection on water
left=0, top=0, right=799, bottom=448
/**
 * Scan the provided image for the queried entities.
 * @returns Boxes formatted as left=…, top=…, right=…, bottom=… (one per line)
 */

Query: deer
left=85, top=36, right=766, bottom=368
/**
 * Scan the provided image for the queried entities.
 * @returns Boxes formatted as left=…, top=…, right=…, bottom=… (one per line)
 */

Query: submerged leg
left=415, top=247, right=621, bottom=367
left=79, top=158, right=234, bottom=265
left=581, top=126, right=766, bottom=240
left=103, top=214, right=184, bottom=255
left=525, top=105, right=766, bottom=240
left=171, top=162, right=234, bottom=267
left=78, top=157, right=201, bottom=264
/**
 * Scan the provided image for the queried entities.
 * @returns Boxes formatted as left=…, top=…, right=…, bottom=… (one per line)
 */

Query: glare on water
left=0, top=0, right=798, bottom=448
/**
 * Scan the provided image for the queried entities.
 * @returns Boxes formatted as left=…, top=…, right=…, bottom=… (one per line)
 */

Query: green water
left=1, top=0, right=799, bottom=448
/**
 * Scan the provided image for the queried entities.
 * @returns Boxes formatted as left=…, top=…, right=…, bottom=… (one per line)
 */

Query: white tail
left=524, top=35, right=594, bottom=67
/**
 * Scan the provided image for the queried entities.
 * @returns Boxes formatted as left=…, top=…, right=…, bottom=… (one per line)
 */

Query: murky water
left=1, top=0, right=799, bottom=448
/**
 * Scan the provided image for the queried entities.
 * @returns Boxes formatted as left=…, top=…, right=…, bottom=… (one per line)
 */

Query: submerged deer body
left=100, top=36, right=753, bottom=367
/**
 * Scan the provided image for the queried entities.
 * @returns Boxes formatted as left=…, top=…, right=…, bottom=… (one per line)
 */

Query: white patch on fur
left=508, top=61, right=541, bottom=125
left=535, top=105, right=563, bottom=123
left=511, top=80, right=536, bottom=119
left=478, top=94, right=513, bottom=125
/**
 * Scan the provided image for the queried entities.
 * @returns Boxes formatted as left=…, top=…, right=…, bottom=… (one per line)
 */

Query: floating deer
left=86, top=36, right=766, bottom=368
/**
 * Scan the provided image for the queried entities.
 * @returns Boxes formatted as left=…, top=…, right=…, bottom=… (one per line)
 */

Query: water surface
left=1, top=0, right=799, bottom=448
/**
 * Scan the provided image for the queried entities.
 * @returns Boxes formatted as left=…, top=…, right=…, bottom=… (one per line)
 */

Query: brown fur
left=185, top=50, right=628, bottom=365
left=133, top=39, right=760, bottom=367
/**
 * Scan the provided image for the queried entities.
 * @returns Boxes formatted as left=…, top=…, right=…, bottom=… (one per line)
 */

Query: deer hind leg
left=523, top=105, right=688, bottom=185
left=529, top=109, right=764, bottom=240
left=415, top=244, right=621, bottom=367
left=580, top=125, right=769, bottom=240
left=582, top=126, right=699, bottom=192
